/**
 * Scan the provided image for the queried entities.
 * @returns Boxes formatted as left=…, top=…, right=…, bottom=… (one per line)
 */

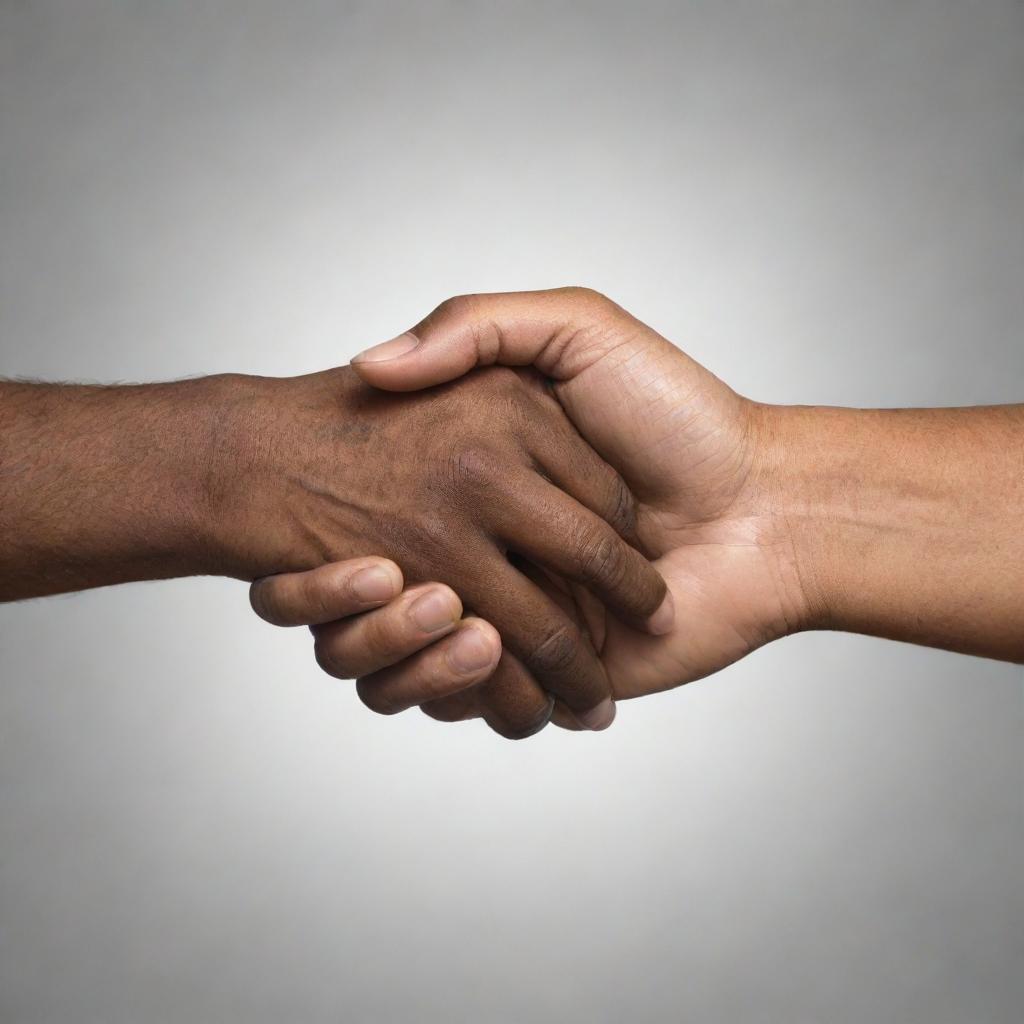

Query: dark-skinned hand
left=234, top=363, right=671, bottom=737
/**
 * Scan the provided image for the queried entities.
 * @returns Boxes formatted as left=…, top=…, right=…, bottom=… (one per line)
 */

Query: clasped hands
left=244, top=288, right=812, bottom=739
left=3, top=287, right=1016, bottom=717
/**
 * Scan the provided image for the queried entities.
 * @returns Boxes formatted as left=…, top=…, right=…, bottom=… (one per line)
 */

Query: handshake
left=243, top=287, right=801, bottom=738
left=3, top=288, right=1021, bottom=737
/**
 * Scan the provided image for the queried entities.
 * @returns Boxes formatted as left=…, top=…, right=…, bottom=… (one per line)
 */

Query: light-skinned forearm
left=762, top=403, right=1024, bottom=661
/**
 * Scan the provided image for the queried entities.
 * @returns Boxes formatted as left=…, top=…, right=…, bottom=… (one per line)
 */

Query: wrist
left=750, top=403, right=857, bottom=635
left=124, top=373, right=255, bottom=580
left=0, top=374, right=259, bottom=598
left=201, top=367, right=361, bottom=581
left=747, top=401, right=1024, bottom=659
left=198, top=371, right=296, bottom=580
left=750, top=402, right=1002, bottom=648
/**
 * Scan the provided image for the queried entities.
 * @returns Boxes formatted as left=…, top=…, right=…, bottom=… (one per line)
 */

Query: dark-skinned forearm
left=0, top=377, right=242, bottom=601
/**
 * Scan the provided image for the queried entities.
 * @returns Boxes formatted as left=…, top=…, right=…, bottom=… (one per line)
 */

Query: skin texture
left=253, top=288, right=1024, bottom=733
left=0, top=377, right=230, bottom=597
left=225, top=364, right=670, bottom=736
left=250, top=558, right=503, bottom=715
left=0, top=360, right=672, bottom=737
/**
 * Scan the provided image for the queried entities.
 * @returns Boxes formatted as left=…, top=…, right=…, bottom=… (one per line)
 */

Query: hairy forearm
left=0, top=377, right=237, bottom=600
left=765, top=403, right=1024, bottom=661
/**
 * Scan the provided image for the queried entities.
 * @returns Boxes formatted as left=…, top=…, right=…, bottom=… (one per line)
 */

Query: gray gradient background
left=0, top=2, right=1022, bottom=1022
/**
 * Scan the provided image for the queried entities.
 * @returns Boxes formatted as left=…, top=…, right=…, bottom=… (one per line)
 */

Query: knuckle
left=531, top=623, right=583, bottom=676
left=576, top=531, right=627, bottom=589
left=359, top=615, right=400, bottom=661
left=432, top=294, right=503, bottom=365
left=606, top=476, right=638, bottom=537
left=434, top=293, right=478, bottom=322
left=300, top=573, right=334, bottom=623
left=559, top=285, right=612, bottom=311
left=448, top=446, right=500, bottom=490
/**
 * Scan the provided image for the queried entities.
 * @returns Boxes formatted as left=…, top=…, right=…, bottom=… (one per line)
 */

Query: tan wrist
left=753, top=402, right=1024, bottom=659
left=738, top=401, right=832, bottom=638
left=752, top=403, right=863, bottom=634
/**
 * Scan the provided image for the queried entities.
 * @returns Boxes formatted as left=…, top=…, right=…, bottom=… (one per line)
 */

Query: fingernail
left=352, top=332, right=420, bottom=363
left=409, top=589, right=458, bottom=633
left=646, top=589, right=675, bottom=635
left=448, top=627, right=497, bottom=673
left=352, top=565, right=401, bottom=603
left=576, top=697, right=616, bottom=731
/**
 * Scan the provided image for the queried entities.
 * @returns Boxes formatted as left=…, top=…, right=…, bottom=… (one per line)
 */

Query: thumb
left=349, top=288, right=727, bottom=491
left=350, top=287, right=660, bottom=391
